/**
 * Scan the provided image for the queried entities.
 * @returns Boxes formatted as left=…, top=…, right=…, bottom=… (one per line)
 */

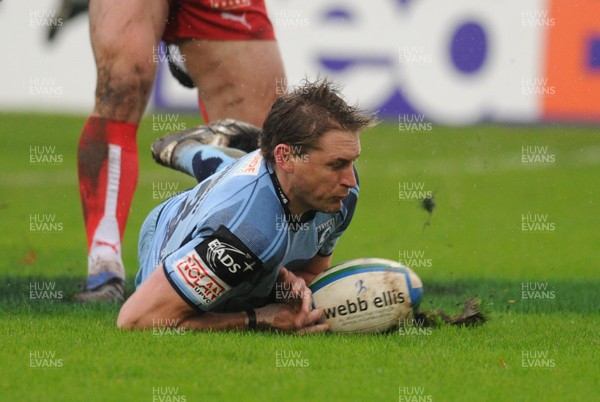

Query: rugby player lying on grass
left=117, top=80, right=375, bottom=333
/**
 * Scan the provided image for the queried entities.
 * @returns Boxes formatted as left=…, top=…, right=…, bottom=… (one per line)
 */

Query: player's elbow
left=116, top=309, right=135, bottom=330
left=116, top=301, right=142, bottom=330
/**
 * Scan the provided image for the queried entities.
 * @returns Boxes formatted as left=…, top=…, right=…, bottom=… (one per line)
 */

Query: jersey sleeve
left=162, top=225, right=264, bottom=312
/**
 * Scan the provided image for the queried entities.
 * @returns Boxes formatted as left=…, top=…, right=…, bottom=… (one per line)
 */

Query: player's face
left=291, top=130, right=360, bottom=213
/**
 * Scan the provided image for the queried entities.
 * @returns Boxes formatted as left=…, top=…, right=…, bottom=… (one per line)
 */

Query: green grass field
left=1, top=112, right=598, bottom=402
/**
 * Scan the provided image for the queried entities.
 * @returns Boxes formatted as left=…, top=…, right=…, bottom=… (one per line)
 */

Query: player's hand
left=255, top=294, right=329, bottom=334
left=294, top=270, right=317, bottom=287
left=276, top=267, right=311, bottom=311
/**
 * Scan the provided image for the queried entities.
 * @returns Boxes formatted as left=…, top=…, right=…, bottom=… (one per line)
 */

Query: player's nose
left=340, top=165, right=357, bottom=188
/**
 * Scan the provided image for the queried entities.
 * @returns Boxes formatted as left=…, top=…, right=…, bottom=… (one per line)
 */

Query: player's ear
left=273, top=144, right=294, bottom=172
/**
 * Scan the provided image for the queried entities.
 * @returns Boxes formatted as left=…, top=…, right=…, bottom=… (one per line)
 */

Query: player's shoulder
left=199, top=151, right=269, bottom=204
left=200, top=152, right=288, bottom=264
left=226, top=150, right=265, bottom=178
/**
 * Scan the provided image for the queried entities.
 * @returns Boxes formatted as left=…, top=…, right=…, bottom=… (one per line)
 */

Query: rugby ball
left=309, top=258, right=423, bottom=333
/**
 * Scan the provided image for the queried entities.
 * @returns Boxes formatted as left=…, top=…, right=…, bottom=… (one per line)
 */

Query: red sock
left=78, top=117, right=138, bottom=282
left=198, top=96, right=210, bottom=123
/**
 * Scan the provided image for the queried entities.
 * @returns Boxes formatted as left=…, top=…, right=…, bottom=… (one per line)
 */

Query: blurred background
left=2, top=0, right=600, bottom=124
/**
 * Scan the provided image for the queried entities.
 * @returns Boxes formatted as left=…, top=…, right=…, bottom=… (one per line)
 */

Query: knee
left=94, top=62, right=154, bottom=122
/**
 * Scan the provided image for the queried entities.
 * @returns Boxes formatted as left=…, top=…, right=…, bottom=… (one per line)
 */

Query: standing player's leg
left=180, top=39, right=286, bottom=127
left=75, top=0, right=168, bottom=302
left=156, top=40, right=284, bottom=182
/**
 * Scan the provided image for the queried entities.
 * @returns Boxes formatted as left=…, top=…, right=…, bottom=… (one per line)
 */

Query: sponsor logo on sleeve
left=195, top=226, right=261, bottom=287
left=172, top=251, right=231, bottom=307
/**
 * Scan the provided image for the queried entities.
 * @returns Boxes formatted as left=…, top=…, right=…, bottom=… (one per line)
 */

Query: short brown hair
left=259, top=79, right=376, bottom=163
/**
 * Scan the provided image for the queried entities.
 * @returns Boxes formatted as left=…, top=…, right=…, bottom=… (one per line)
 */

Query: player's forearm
left=179, top=307, right=295, bottom=332
left=117, top=266, right=251, bottom=331
left=178, top=311, right=250, bottom=331
left=296, top=254, right=333, bottom=284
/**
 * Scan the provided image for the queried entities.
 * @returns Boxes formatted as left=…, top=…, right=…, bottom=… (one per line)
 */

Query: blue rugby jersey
left=135, top=150, right=358, bottom=313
